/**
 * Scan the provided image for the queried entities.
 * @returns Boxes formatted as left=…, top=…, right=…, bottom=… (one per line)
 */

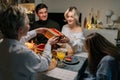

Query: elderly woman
left=0, top=5, right=58, bottom=80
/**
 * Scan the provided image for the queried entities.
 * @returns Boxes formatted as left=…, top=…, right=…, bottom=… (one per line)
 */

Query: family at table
left=0, top=3, right=120, bottom=80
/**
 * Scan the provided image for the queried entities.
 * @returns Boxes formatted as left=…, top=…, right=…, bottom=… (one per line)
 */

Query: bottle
left=83, top=17, right=87, bottom=28
left=91, top=15, right=94, bottom=24
left=94, top=15, right=98, bottom=28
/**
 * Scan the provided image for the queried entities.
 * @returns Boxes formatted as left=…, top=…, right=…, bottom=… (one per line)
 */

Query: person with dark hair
left=84, top=32, right=120, bottom=80
left=30, top=3, right=60, bottom=44
left=0, top=5, right=58, bottom=80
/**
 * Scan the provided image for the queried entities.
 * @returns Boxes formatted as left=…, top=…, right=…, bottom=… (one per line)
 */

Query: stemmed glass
left=56, top=48, right=67, bottom=67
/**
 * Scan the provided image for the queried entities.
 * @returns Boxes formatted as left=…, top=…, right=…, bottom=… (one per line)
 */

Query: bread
left=65, top=43, right=74, bottom=56
left=48, top=58, right=57, bottom=71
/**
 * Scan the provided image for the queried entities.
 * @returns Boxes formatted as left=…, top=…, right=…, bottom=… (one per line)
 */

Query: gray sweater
left=0, top=30, right=52, bottom=80
left=84, top=55, right=120, bottom=80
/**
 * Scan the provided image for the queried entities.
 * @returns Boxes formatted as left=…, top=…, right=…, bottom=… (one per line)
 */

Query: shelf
left=21, top=0, right=34, bottom=3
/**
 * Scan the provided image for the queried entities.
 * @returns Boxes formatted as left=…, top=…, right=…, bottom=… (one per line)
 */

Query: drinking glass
left=56, top=48, right=67, bottom=67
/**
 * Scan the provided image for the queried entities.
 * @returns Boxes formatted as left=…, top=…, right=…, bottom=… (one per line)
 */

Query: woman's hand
left=47, top=36, right=59, bottom=45
left=59, top=35, right=70, bottom=43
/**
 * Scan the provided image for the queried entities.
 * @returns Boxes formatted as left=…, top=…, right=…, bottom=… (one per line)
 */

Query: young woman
left=61, top=6, right=84, bottom=55
left=84, top=32, right=120, bottom=80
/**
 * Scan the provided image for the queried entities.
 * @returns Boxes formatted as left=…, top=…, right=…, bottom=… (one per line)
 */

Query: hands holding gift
left=35, top=27, right=69, bottom=43
left=34, top=28, right=74, bottom=69
left=59, top=35, right=70, bottom=43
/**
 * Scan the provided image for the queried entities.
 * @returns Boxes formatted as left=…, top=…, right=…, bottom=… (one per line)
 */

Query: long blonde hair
left=64, top=6, right=80, bottom=26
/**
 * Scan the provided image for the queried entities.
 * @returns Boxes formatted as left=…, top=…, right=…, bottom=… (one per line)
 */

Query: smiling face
left=36, top=8, right=48, bottom=21
left=66, top=12, right=76, bottom=25
left=64, top=7, right=80, bottom=26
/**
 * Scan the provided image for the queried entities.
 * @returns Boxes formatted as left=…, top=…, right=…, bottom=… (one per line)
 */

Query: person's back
left=30, top=3, right=60, bottom=44
left=83, top=55, right=120, bottom=80
left=84, top=32, right=120, bottom=80
left=96, top=55, right=120, bottom=80
left=0, top=5, right=58, bottom=80
left=0, top=39, right=40, bottom=80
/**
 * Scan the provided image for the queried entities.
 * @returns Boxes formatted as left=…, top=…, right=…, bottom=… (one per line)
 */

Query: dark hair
left=0, top=5, right=27, bottom=39
left=35, top=3, right=48, bottom=13
left=84, top=32, right=120, bottom=75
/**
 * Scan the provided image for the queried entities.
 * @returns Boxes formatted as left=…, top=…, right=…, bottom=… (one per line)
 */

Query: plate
left=63, top=56, right=80, bottom=65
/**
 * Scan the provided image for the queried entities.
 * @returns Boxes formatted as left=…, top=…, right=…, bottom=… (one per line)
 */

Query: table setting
left=24, top=28, right=88, bottom=80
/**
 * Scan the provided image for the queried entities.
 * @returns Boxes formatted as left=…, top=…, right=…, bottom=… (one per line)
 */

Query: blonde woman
left=61, top=6, right=84, bottom=55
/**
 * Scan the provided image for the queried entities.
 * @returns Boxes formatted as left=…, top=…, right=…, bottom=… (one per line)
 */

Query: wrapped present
left=45, top=28, right=63, bottom=39
left=35, top=44, right=45, bottom=52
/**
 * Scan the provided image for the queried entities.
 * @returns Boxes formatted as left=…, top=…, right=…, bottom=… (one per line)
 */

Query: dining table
left=37, top=52, right=88, bottom=80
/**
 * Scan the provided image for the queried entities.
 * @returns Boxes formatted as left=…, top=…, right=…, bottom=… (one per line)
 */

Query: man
left=30, top=3, right=61, bottom=44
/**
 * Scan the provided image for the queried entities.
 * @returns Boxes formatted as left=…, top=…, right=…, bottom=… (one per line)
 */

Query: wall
left=35, top=0, right=120, bottom=27
left=83, top=29, right=118, bottom=45
left=35, top=0, right=42, bottom=20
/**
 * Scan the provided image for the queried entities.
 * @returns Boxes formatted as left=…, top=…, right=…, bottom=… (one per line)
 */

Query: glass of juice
left=56, top=48, right=67, bottom=67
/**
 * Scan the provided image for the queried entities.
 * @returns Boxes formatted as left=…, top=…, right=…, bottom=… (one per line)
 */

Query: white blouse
left=62, top=24, right=85, bottom=53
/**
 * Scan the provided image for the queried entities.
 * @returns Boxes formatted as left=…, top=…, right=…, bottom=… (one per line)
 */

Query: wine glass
left=56, top=48, right=67, bottom=67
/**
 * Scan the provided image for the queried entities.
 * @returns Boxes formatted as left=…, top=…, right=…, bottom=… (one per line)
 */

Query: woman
left=84, top=32, right=120, bottom=80
left=61, top=6, right=84, bottom=55
left=0, top=5, right=58, bottom=80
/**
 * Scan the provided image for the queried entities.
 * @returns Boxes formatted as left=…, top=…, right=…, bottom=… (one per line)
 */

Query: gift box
left=45, top=28, right=63, bottom=39
left=35, top=44, right=45, bottom=51
left=34, top=44, right=46, bottom=54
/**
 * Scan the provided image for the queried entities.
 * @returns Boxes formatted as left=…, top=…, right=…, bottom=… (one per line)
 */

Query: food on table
left=25, top=42, right=45, bottom=54
left=25, top=42, right=34, bottom=49
left=65, top=56, right=72, bottom=62
left=48, top=58, right=57, bottom=71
